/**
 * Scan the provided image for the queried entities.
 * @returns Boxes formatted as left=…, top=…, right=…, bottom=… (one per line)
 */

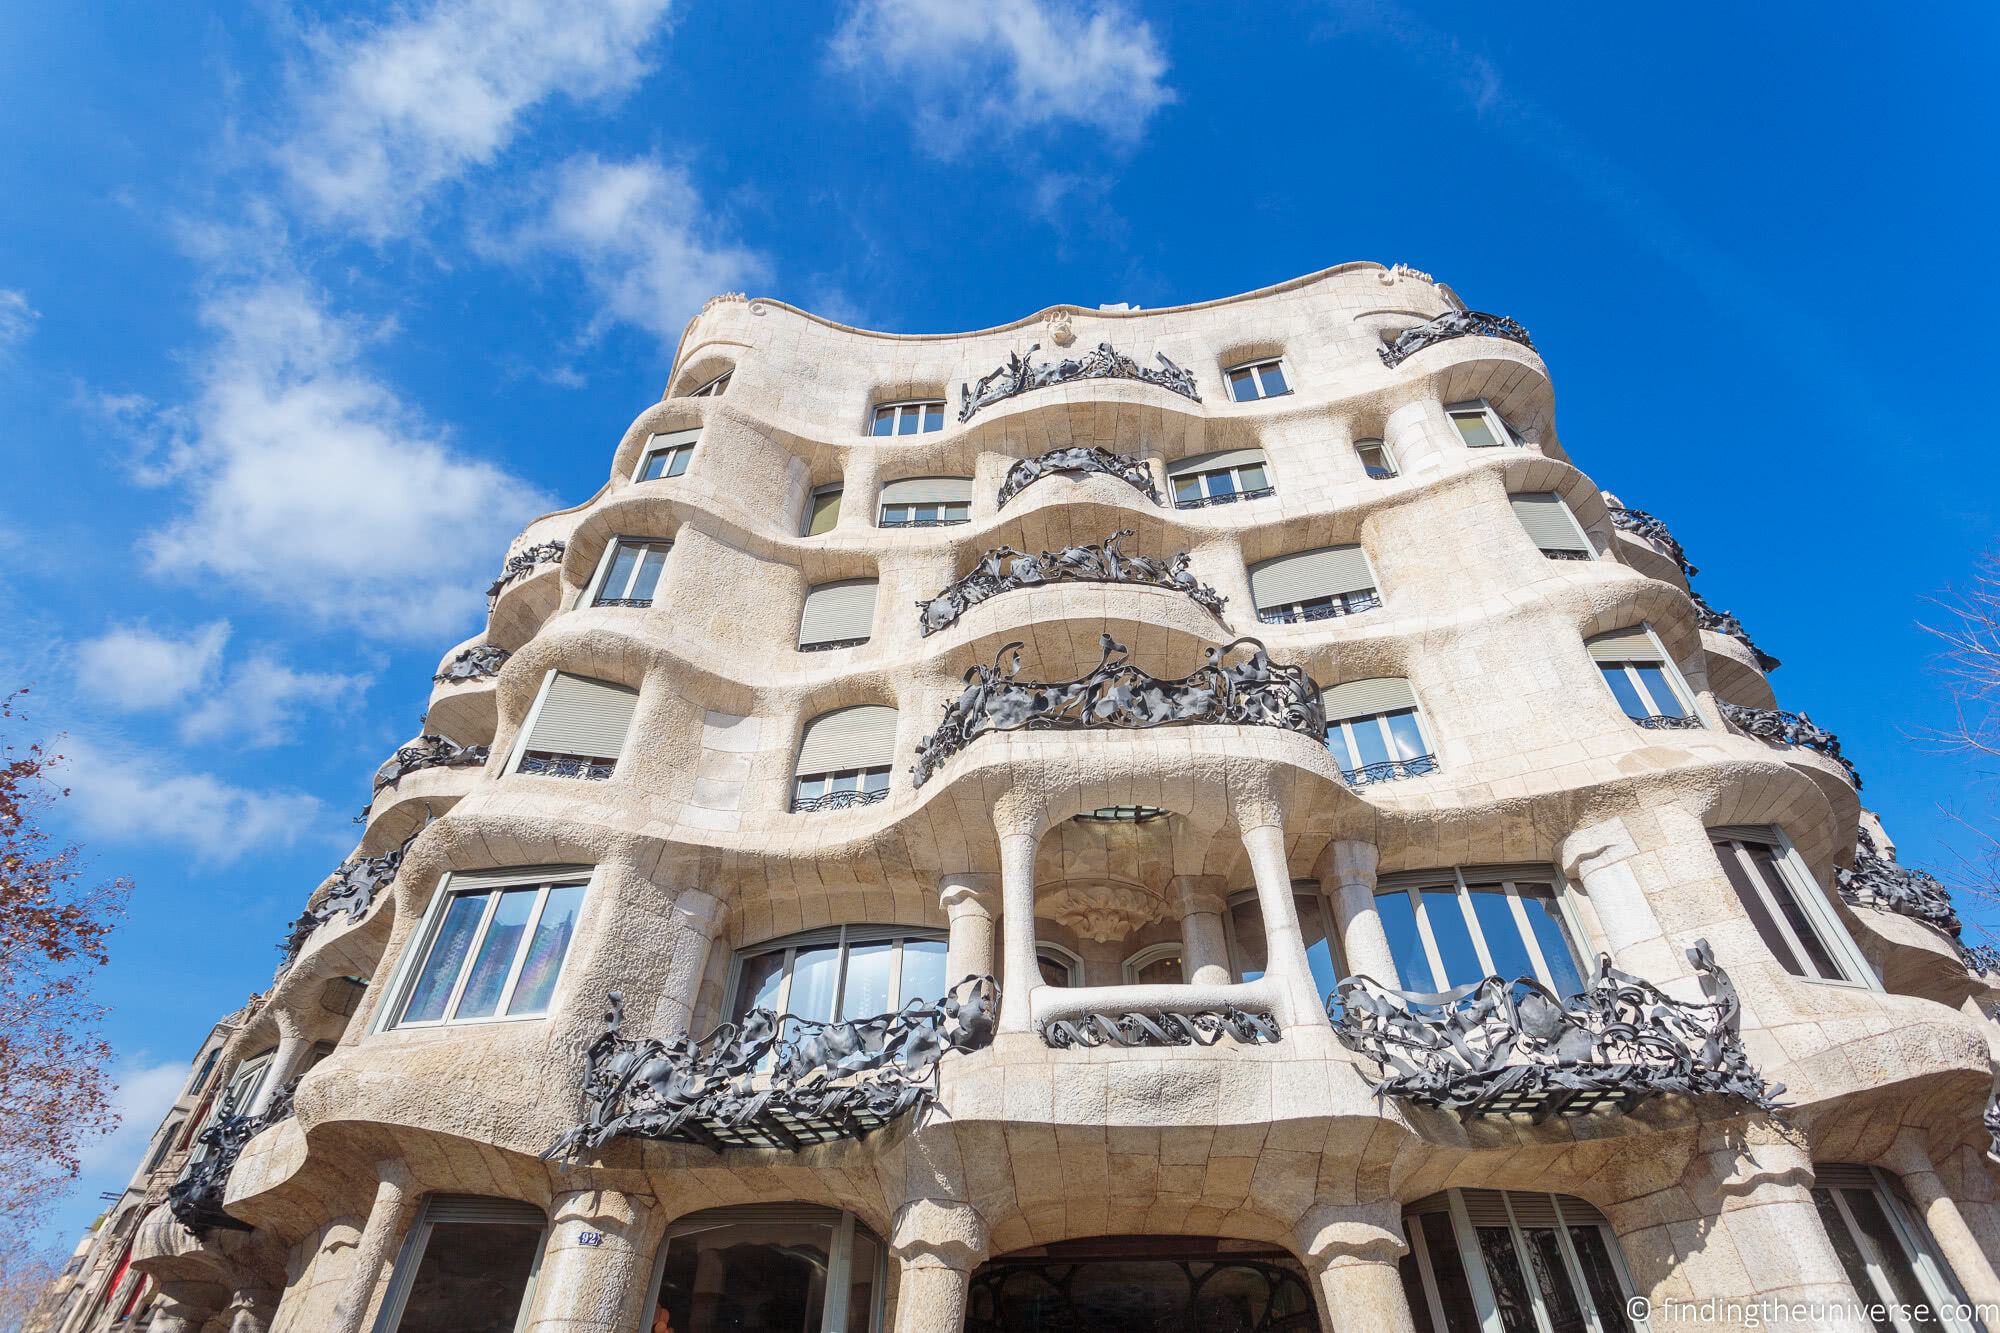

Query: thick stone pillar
left=248, top=1033, right=310, bottom=1117
left=833, top=455, right=880, bottom=534
left=1381, top=400, right=1454, bottom=480
left=889, top=1200, right=989, bottom=1333
left=328, top=1162, right=415, bottom=1333
left=1172, top=876, right=1230, bottom=986
left=1558, top=816, right=1676, bottom=980
left=1239, top=821, right=1324, bottom=1028
left=997, top=830, right=1040, bottom=1034
left=1317, top=840, right=1397, bottom=987
left=145, top=1298, right=205, bottom=1333
left=650, top=887, right=726, bottom=1036
left=521, top=1188, right=666, bottom=1333
left=1294, top=1202, right=1418, bottom=1333
left=1884, top=1134, right=2000, bottom=1308
left=939, top=873, right=999, bottom=983
left=222, top=1287, right=278, bottom=1333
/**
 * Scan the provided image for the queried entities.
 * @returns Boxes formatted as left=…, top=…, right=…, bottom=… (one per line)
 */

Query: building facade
left=80, top=263, right=2000, bottom=1332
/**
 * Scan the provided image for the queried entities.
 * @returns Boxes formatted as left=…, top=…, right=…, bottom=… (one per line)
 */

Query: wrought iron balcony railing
left=519, top=752, right=616, bottom=780
left=592, top=597, right=653, bottom=609
left=1042, top=1007, right=1280, bottom=1049
left=917, top=528, right=1224, bottom=636
left=1257, top=592, right=1382, bottom=625
left=1541, top=548, right=1593, bottom=561
left=1328, top=940, right=1783, bottom=1121
left=432, top=643, right=510, bottom=684
left=879, top=517, right=970, bottom=529
left=792, top=788, right=890, bottom=813
left=371, top=735, right=490, bottom=793
left=1635, top=713, right=1703, bottom=731
left=544, top=979, right=998, bottom=1157
left=1607, top=506, right=1699, bottom=579
left=1720, top=703, right=1861, bottom=788
left=1836, top=829, right=2000, bottom=979
left=996, top=447, right=1165, bottom=509
left=1173, top=486, right=1276, bottom=510
left=799, top=637, right=868, bottom=653
left=1378, top=309, right=1536, bottom=370
left=167, top=1079, right=300, bottom=1235
left=1339, top=755, right=1438, bottom=786
left=1689, top=589, right=1781, bottom=672
left=485, top=540, right=565, bottom=601
left=959, top=342, right=1200, bottom=423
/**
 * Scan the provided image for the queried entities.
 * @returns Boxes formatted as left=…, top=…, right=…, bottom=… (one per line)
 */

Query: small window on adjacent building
left=1373, top=866, right=1586, bottom=995
left=1323, top=678, right=1436, bottom=784
left=636, top=428, right=698, bottom=482
left=1354, top=437, right=1398, bottom=479
left=1447, top=398, right=1517, bottom=448
left=146, top=1124, right=184, bottom=1173
left=1249, top=544, right=1381, bottom=625
left=186, top=1046, right=222, bottom=1097
left=1400, top=1191, right=1643, bottom=1333
left=513, top=672, right=639, bottom=780
left=870, top=399, right=945, bottom=436
left=1122, top=942, right=1184, bottom=985
left=1226, top=358, right=1291, bottom=402
left=388, top=868, right=592, bottom=1028
left=799, top=579, right=878, bottom=652
left=1710, top=827, right=1874, bottom=986
left=687, top=369, right=732, bottom=398
left=794, top=706, right=898, bottom=812
left=1167, top=449, right=1272, bottom=509
left=878, top=476, right=972, bottom=527
left=1510, top=492, right=1593, bottom=560
left=728, top=925, right=948, bottom=1023
left=805, top=484, right=843, bottom=536
left=1587, top=626, right=1696, bottom=728
left=1813, top=1165, right=1979, bottom=1332
left=590, top=538, right=671, bottom=608
left=378, top=1195, right=547, bottom=1333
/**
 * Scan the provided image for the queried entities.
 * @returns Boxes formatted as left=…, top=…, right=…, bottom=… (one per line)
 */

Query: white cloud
left=78, top=1060, right=189, bottom=1176
left=829, top=0, right=1173, bottom=157
left=182, top=656, right=370, bottom=748
left=0, top=289, right=38, bottom=347
left=74, top=622, right=231, bottom=713
left=55, top=739, right=328, bottom=866
left=280, top=0, right=675, bottom=237
left=136, top=278, right=552, bottom=640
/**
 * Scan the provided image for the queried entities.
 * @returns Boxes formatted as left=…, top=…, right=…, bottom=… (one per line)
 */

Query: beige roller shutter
left=424, top=1195, right=547, bottom=1226
left=795, top=705, right=898, bottom=775
left=443, top=865, right=594, bottom=891
left=879, top=476, right=973, bottom=504
left=799, top=579, right=878, bottom=646
left=1248, top=545, right=1374, bottom=609
left=1167, top=448, right=1266, bottom=477
left=523, top=673, right=639, bottom=760
left=645, top=426, right=700, bottom=452
left=671, top=1203, right=843, bottom=1233
left=1323, top=677, right=1417, bottom=722
left=1510, top=492, right=1589, bottom=553
left=1585, top=626, right=1663, bottom=663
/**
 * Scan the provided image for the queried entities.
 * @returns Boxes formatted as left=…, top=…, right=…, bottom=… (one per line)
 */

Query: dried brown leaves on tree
left=1921, top=556, right=2000, bottom=925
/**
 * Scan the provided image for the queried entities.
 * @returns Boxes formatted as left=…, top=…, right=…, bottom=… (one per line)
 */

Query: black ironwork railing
left=799, top=637, right=868, bottom=653
left=1836, top=828, right=1999, bottom=979
left=167, top=1079, right=299, bottom=1235
left=918, top=528, right=1223, bottom=636
left=1378, top=310, right=1536, bottom=369
left=996, top=447, right=1165, bottom=509
left=1042, top=1008, right=1280, bottom=1049
left=372, top=735, right=489, bottom=793
left=1720, top=703, right=1860, bottom=788
left=960, top=342, right=1200, bottom=423
left=519, top=753, right=616, bottom=780
left=1541, top=548, right=1592, bottom=561
left=1257, top=592, right=1381, bottom=625
left=792, top=788, right=890, bottom=813
left=592, top=597, right=653, bottom=609
left=1607, top=506, right=1699, bottom=579
left=544, top=980, right=998, bottom=1156
left=1328, top=941, right=1783, bottom=1121
left=485, top=540, right=565, bottom=600
left=1174, top=486, right=1275, bottom=510
left=879, top=517, right=970, bottom=529
left=1689, top=590, right=1781, bottom=672
left=432, top=643, right=510, bottom=684
left=1635, top=713, right=1703, bottom=731
left=1339, top=755, right=1438, bottom=786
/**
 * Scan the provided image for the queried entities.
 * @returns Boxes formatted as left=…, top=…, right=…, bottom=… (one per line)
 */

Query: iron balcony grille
left=1365, top=466, right=1396, bottom=480
left=879, top=517, right=970, bottom=529
left=1257, top=592, right=1382, bottom=625
left=1634, top=714, right=1703, bottom=731
left=1541, top=548, right=1592, bottom=561
left=1174, top=486, right=1276, bottom=511
left=1377, top=309, right=1537, bottom=370
left=798, top=637, right=868, bottom=653
left=592, top=597, right=653, bottom=609
left=792, top=787, right=890, bottom=813
left=1339, top=754, right=1438, bottom=785
left=519, top=752, right=616, bottom=780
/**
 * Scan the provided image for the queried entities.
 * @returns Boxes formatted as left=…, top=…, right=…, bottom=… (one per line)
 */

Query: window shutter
left=795, top=706, right=898, bottom=775
left=879, top=476, right=973, bottom=505
left=799, top=580, right=878, bottom=646
left=645, top=426, right=699, bottom=455
left=1248, top=545, right=1374, bottom=609
left=442, top=865, right=594, bottom=892
left=523, top=673, right=639, bottom=760
left=424, top=1195, right=547, bottom=1227
left=670, top=1203, right=843, bottom=1233
left=1510, top=492, right=1589, bottom=553
left=1710, top=825, right=1779, bottom=846
left=1586, top=626, right=1664, bottom=663
left=1455, top=864, right=1561, bottom=889
left=1167, top=448, right=1266, bottom=477
left=1458, top=1189, right=1513, bottom=1227
left=1814, top=1164, right=1881, bottom=1192
left=1323, top=677, right=1417, bottom=722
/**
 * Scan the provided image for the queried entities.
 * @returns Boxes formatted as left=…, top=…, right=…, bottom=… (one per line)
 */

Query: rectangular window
left=799, top=579, right=878, bottom=652
left=878, top=501, right=970, bottom=527
left=513, top=673, right=638, bottom=780
left=1401, top=1192, right=1640, bottom=1333
left=389, top=874, right=590, bottom=1028
left=1328, top=708, right=1436, bottom=784
left=1447, top=399, right=1516, bottom=448
left=637, top=429, right=698, bottom=481
left=727, top=927, right=949, bottom=1024
left=1226, top=358, right=1291, bottom=402
left=1172, top=462, right=1271, bottom=508
left=792, top=766, right=891, bottom=812
left=1374, top=870, right=1586, bottom=994
left=1711, top=829, right=1873, bottom=985
left=870, top=400, right=945, bottom=436
left=687, top=370, right=731, bottom=398
left=1509, top=492, right=1592, bottom=560
left=1355, top=437, right=1398, bottom=479
left=379, top=1196, right=546, bottom=1333
left=805, top=485, right=843, bottom=536
left=1588, top=626, right=1696, bottom=728
left=1813, top=1167, right=1978, bottom=1333
left=591, top=539, right=671, bottom=607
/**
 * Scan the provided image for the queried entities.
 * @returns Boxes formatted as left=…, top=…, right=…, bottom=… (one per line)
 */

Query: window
left=386, top=870, right=591, bottom=1028
left=1225, top=358, right=1291, bottom=402
left=1587, top=626, right=1697, bottom=729
left=1324, top=679, right=1436, bottom=784
left=1710, top=828, right=1873, bottom=985
left=870, top=399, right=945, bottom=436
left=512, top=672, right=639, bottom=780
left=804, top=484, right=843, bottom=536
left=794, top=706, right=898, bottom=812
left=1509, top=492, right=1593, bottom=560
left=1122, top=942, right=1184, bottom=985
left=687, top=369, right=731, bottom=398
left=878, top=476, right=972, bottom=527
left=728, top=926, right=949, bottom=1023
left=217, top=1051, right=274, bottom=1119
left=636, top=428, right=698, bottom=481
left=1447, top=399, right=1517, bottom=448
left=799, top=579, right=878, bottom=652
left=1167, top=449, right=1273, bottom=509
left=1249, top=544, right=1381, bottom=625
left=1225, top=890, right=1341, bottom=999
left=1037, top=944, right=1083, bottom=987
left=1355, top=436, right=1398, bottom=479
left=186, top=1045, right=222, bottom=1096
left=589, top=538, right=670, bottom=608
left=1373, top=867, right=1586, bottom=995
left=146, top=1123, right=184, bottom=1173
left=1813, top=1166, right=1979, bottom=1333
left=1400, top=1190, right=1643, bottom=1333
left=377, top=1195, right=545, bottom=1333
left=647, top=1206, right=883, bottom=1333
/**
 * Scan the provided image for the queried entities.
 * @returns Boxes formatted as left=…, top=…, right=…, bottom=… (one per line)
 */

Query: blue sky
left=4, top=0, right=1998, bottom=1248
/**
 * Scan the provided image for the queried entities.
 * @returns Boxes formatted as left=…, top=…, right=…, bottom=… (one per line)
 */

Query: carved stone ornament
left=917, top=529, right=1224, bottom=636
left=995, top=445, right=1165, bottom=509
left=486, top=540, right=566, bottom=599
left=1689, top=589, right=1780, bottom=672
left=1043, top=309, right=1076, bottom=346
left=167, top=1077, right=299, bottom=1236
left=432, top=643, right=511, bottom=684
left=1378, top=309, right=1535, bottom=369
left=371, top=734, right=490, bottom=793
left=544, top=978, right=998, bottom=1157
left=1329, top=939, right=1785, bottom=1121
left=1042, top=882, right=1166, bottom=943
left=700, top=292, right=747, bottom=313
left=959, top=341, right=1200, bottom=423
left=1719, top=703, right=1860, bottom=789
left=1042, top=1008, right=1281, bottom=1049
left=911, top=635, right=1324, bottom=789
left=1607, top=506, right=1699, bottom=578
left=1378, top=262, right=1437, bottom=285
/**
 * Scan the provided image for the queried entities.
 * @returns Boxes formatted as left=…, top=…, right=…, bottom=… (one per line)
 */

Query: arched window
left=729, top=926, right=948, bottom=1025
left=1122, top=941, right=1184, bottom=985
left=1037, top=943, right=1083, bottom=987
left=646, top=1205, right=883, bottom=1333
left=1401, top=1189, right=1642, bottom=1333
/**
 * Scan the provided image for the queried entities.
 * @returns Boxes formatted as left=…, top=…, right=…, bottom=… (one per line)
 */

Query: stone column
left=327, top=1162, right=415, bottom=1333
left=145, top=1297, right=206, bottom=1333
left=649, top=887, right=726, bottom=1037
left=1238, top=820, right=1325, bottom=1029
left=1317, top=840, right=1398, bottom=987
left=1172, top=876, right=1231, bottom=986
left=521, top=1188, right=667, bottom=1333
left=1883, top=1134, right=2000, bottom=1308
left=1190, top=534, right=1255, bottom=632
left=997, top=829, right=1040, bottom=1034
left=1382, top=400, right=1453, bottom=480
left=1558, top=816, right=1676, bottom=980
left=248, top=1033, right=310, bottom=1117
left=939, top=873, right=1000, bottom=983
left=834, top=454, right=880, bottom=534
left=1294, top=1202, right=1418, bottom=1333
left=889, top=1200, right=989, bottom=1333
left=222, top=1287, right=278, bottom=1333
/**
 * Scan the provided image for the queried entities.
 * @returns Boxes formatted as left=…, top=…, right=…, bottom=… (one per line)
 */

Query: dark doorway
left=966, top=1236, right=1318, bottom=1332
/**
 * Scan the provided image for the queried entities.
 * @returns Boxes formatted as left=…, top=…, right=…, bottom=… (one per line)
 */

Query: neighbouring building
left=56, top=263, right=2000, bottom=1332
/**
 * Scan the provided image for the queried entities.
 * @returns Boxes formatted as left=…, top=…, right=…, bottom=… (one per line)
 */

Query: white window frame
left=1595, top=625, right=1699, bottom=725
left=1711, top=829, right=1877, bottom=989
left=1405, top=1191, right=1651, bottom=1333
left=1354, top=436, right=1399, bottom=479
left=1262, top=585, right=1382, bottom=625
left=635, top=433, right=697, bottom=482
left=372, top=868, right=600, bottom=1034
left=1375, top=869, right=1592, bottom=993
left=1172, top=462, right=1273, bottom=506
left=686, top=369, right=732, bottom=398
left=372, top=1196, right=547, bottom=1333
left=583, top=537, right=672, bottom=608
left=792, top=765, right=892, bottom=807
left=1447, top=398, right=1518, bottom=448
left=641, top=1209, right=886, bottom=1333
left=1121, top=941, right=1184, bottom=985
left=1326, top=707, right=1435, bottom=779
left=869, top=399, right=946, bottom=436
left=724, top=925, right=949, bottom=1021
left=1224, top=357, right=1292, bottom=402
left=1816, top=1168, right=1977, bottom=1333
left=877, top=500, right=970, bottom=527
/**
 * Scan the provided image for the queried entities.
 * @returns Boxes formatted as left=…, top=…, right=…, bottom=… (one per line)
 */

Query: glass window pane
left=665, top=446, right=691, bottom=478
left=1038, top=953, right=1073, bottom=987
left=1418, top=1215, right=1484, bottom=1333
left=1519, top=887, right=1585, bottom=995
left=871, top=410, right=893, bottom=436
left=507, top=884, right=584, bottom=1015
left=1377, top=889, right=1433, bottom=989
left=401, top=894, right=488, bottom=1024
left=1260, top=363, right=1289, bottom=395
left=601, top=545, right=640, bottom=601
left=1351, top=717, right=1392, bottom=769
left=1203, top=470, right=1236, bottom=498
left=1133, top=951, right=1182, bottom=985
left=628, top=548, right=668, bottom=603
left=1422, top=889, right=1484, bottom=988
left=1469, top=888, right=1535, bottom=983
left=788, top=944, right=841, bottom=1021
left=454, top=888, right=537, bottom=1020
left=1453, top=411, right=1499, bottom=448
left=1299, top=895, right=1338, bottom=997
left=1399, top=1248, right=1439, bottom=1333
left=1237, top=463, right=1268, bottom=491
left=1813, top=1189, right=1899, bottom=1333
left=1231, top=898, right=1268, bottom=982
left=1568, top=1226, right=1635, bottom=1333
left=1476, top=1228, right=1540, bottom=1333
left=1173, top=477, right=1200, bottom=503
left=1230, top=368, right=1258, bottom=401
left=808, top=490, right=841, bottom=535
left=396, top=1219, right=542, bottom=1333
left=840, top=942, right=893, bottom=1019
left=1600, top=665, right=1649, bottom=720
left=1748, top=844, right=1844, bottom=980
left=656, top=1219, right=834, bottom=1333
left=1715, top=840, right=1805, bottom=974
left=899, top=938, right=947, bottom=1004
left=1522, top=1227, right=1589, bottom=1333
left=1385, top=710, right=1427, bottom=761
left=898, top=409, right=919, bottom=435
left=1840, top=1186, right=1942, bottom=1321
left=732, top=950, right=785, bottom=1022
left=1633, top=666, right=1686, bottom=718
left=640, top=451, right=667, bottom=482
left=923, top=404, right=943, bottom=432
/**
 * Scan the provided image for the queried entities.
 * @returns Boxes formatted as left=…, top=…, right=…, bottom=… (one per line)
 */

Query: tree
left=0, top=691, right=128, bottom=1254
left=1921, top=555, right=2000, bottom=932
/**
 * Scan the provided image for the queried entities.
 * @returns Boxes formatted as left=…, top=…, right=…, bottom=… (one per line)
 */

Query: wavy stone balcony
left=1606, top=505, right=1694, bottom=588
left=1377, top=309, right=1536, bottom=370
left=166, top=1079, right=299, bottom=1235
left=361, top=734, right=488, bottom=847
left=424, top=636, right=509, bottom=746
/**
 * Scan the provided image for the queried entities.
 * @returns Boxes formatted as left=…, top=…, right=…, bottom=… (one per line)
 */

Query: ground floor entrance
left=964, top=1236, right=1318, bottom=1332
